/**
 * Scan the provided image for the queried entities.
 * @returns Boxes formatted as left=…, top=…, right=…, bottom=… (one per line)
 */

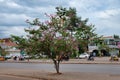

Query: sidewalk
left=3, top=57, right=120, bottom=64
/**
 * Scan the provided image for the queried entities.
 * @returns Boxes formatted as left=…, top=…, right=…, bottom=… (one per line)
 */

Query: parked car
left=5, top=55, right=12, bottom=59
left=23, top=54, right=30, bottom=59
left=79, top=53, right=89, bottom=59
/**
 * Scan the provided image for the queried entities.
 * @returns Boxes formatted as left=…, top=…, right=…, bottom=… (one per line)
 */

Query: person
left=13, top=56, right=17, bottom=60
left=93, top=52, right=96, bottom=57
left=88, top=53, right=94, bottom=61
left=19, top=56, right=24, bottom=61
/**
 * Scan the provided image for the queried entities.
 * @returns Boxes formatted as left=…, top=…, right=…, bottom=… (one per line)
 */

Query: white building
left=88, top=36, right=120, bottom=56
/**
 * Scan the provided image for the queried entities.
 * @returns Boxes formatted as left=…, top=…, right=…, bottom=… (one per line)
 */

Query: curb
left=1, top=60, right=120, bottom=65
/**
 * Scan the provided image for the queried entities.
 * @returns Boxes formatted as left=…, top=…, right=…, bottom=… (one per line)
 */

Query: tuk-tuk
left=0, top=56, right=5, bottom=61
left=109, top=55, right=119, bottom=61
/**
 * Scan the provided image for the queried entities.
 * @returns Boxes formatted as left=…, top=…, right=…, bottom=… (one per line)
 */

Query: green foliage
left=11, top=6, right=98, bottom=73
left=114, top=34, right=120, bottom=39
left=0, top=46, right=8, bottom=56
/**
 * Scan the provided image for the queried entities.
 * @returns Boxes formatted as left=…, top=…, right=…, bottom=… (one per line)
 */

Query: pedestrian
left=13, top=56, right=17, bottom=60
left=93, top=52, right=96, bottom=57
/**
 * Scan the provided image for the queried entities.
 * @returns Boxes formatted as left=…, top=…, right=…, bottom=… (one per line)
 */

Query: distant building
left=0, top=38, right=20, bottom=57
left=88, top=36, right=120, bottom=56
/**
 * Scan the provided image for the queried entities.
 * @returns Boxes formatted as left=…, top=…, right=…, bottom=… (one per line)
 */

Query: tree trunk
left=53, top=60, right=60, bottom=74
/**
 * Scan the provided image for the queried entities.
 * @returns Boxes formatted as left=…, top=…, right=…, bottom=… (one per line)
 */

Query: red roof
left=0, top=38, right=17, bottom=47
left=5, top=42, right=17, bottom=46
left=103, top=36, right=113, bottom=38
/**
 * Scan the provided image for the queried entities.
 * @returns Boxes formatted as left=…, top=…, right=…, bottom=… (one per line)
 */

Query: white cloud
left=0, top=26, right=27, bottom=38
left=0, top=0, right=4, bottom=2
left=69, top=0, right=101, bottom=13
left=95, top=9, right=120, bottom=19
left=68, top=0, right=120, bottom=36
left=0, top=0, right=120, bottom=38
left=6, top=1, right=21, bottom=8
left=0, top=13, right=33, bottom=26
left=0, top=0, right=22, bottom=8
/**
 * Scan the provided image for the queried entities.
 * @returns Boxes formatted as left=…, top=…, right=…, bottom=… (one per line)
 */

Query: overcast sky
left=0, top=0, right=120, bottom=38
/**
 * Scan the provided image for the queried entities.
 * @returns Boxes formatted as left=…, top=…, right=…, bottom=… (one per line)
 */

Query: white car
left=5, top=55, right=12, bottom=59
left=23, top=54, right=30, bottom=59
left=79, top=53, right=89, bottom=59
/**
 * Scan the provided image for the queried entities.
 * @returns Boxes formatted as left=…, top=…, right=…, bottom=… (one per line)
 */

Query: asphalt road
left=0, top=63, right=120, bottom=74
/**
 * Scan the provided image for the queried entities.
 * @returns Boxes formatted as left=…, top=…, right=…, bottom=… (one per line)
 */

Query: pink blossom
left=45, top=20, right=50, bottom=25
left=50, top=14, right=56, bottom=18
left=57, top=37, right=63, bottom=40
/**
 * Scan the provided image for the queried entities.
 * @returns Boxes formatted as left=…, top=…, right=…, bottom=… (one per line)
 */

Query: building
left=0, top=38, right=20, bottom=57
left=88, top=36, right=120, bottom=56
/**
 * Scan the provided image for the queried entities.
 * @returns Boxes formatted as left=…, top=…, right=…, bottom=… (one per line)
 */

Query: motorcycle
left=87, top=56, right=94, bottom=61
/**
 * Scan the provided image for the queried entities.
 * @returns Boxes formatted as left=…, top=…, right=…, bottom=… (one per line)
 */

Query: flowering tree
left=12, top=7, right=78, bottom=74
left=11, top=7, right=97, bottom=74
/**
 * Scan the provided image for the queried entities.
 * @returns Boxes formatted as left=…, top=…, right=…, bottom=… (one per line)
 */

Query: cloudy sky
left=0, top=0, right=120, bottom=38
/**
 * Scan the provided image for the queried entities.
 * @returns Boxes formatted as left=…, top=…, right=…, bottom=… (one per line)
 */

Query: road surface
left=0, top=63, right=120, bottom=74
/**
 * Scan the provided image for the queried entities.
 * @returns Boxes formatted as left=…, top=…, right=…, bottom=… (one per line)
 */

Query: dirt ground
left=0, top=68, right=120, bottom=80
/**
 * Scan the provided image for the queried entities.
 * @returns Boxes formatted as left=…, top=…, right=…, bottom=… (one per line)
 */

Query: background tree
left=0, top=40, right=8, bottom=56
left=56, top=7, right=97, bottom=56
left=114, top=34, right=119, bottom=39
left=75, top=19, right=97, bottom=54
left=0, top=46, right=8, bottom=56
